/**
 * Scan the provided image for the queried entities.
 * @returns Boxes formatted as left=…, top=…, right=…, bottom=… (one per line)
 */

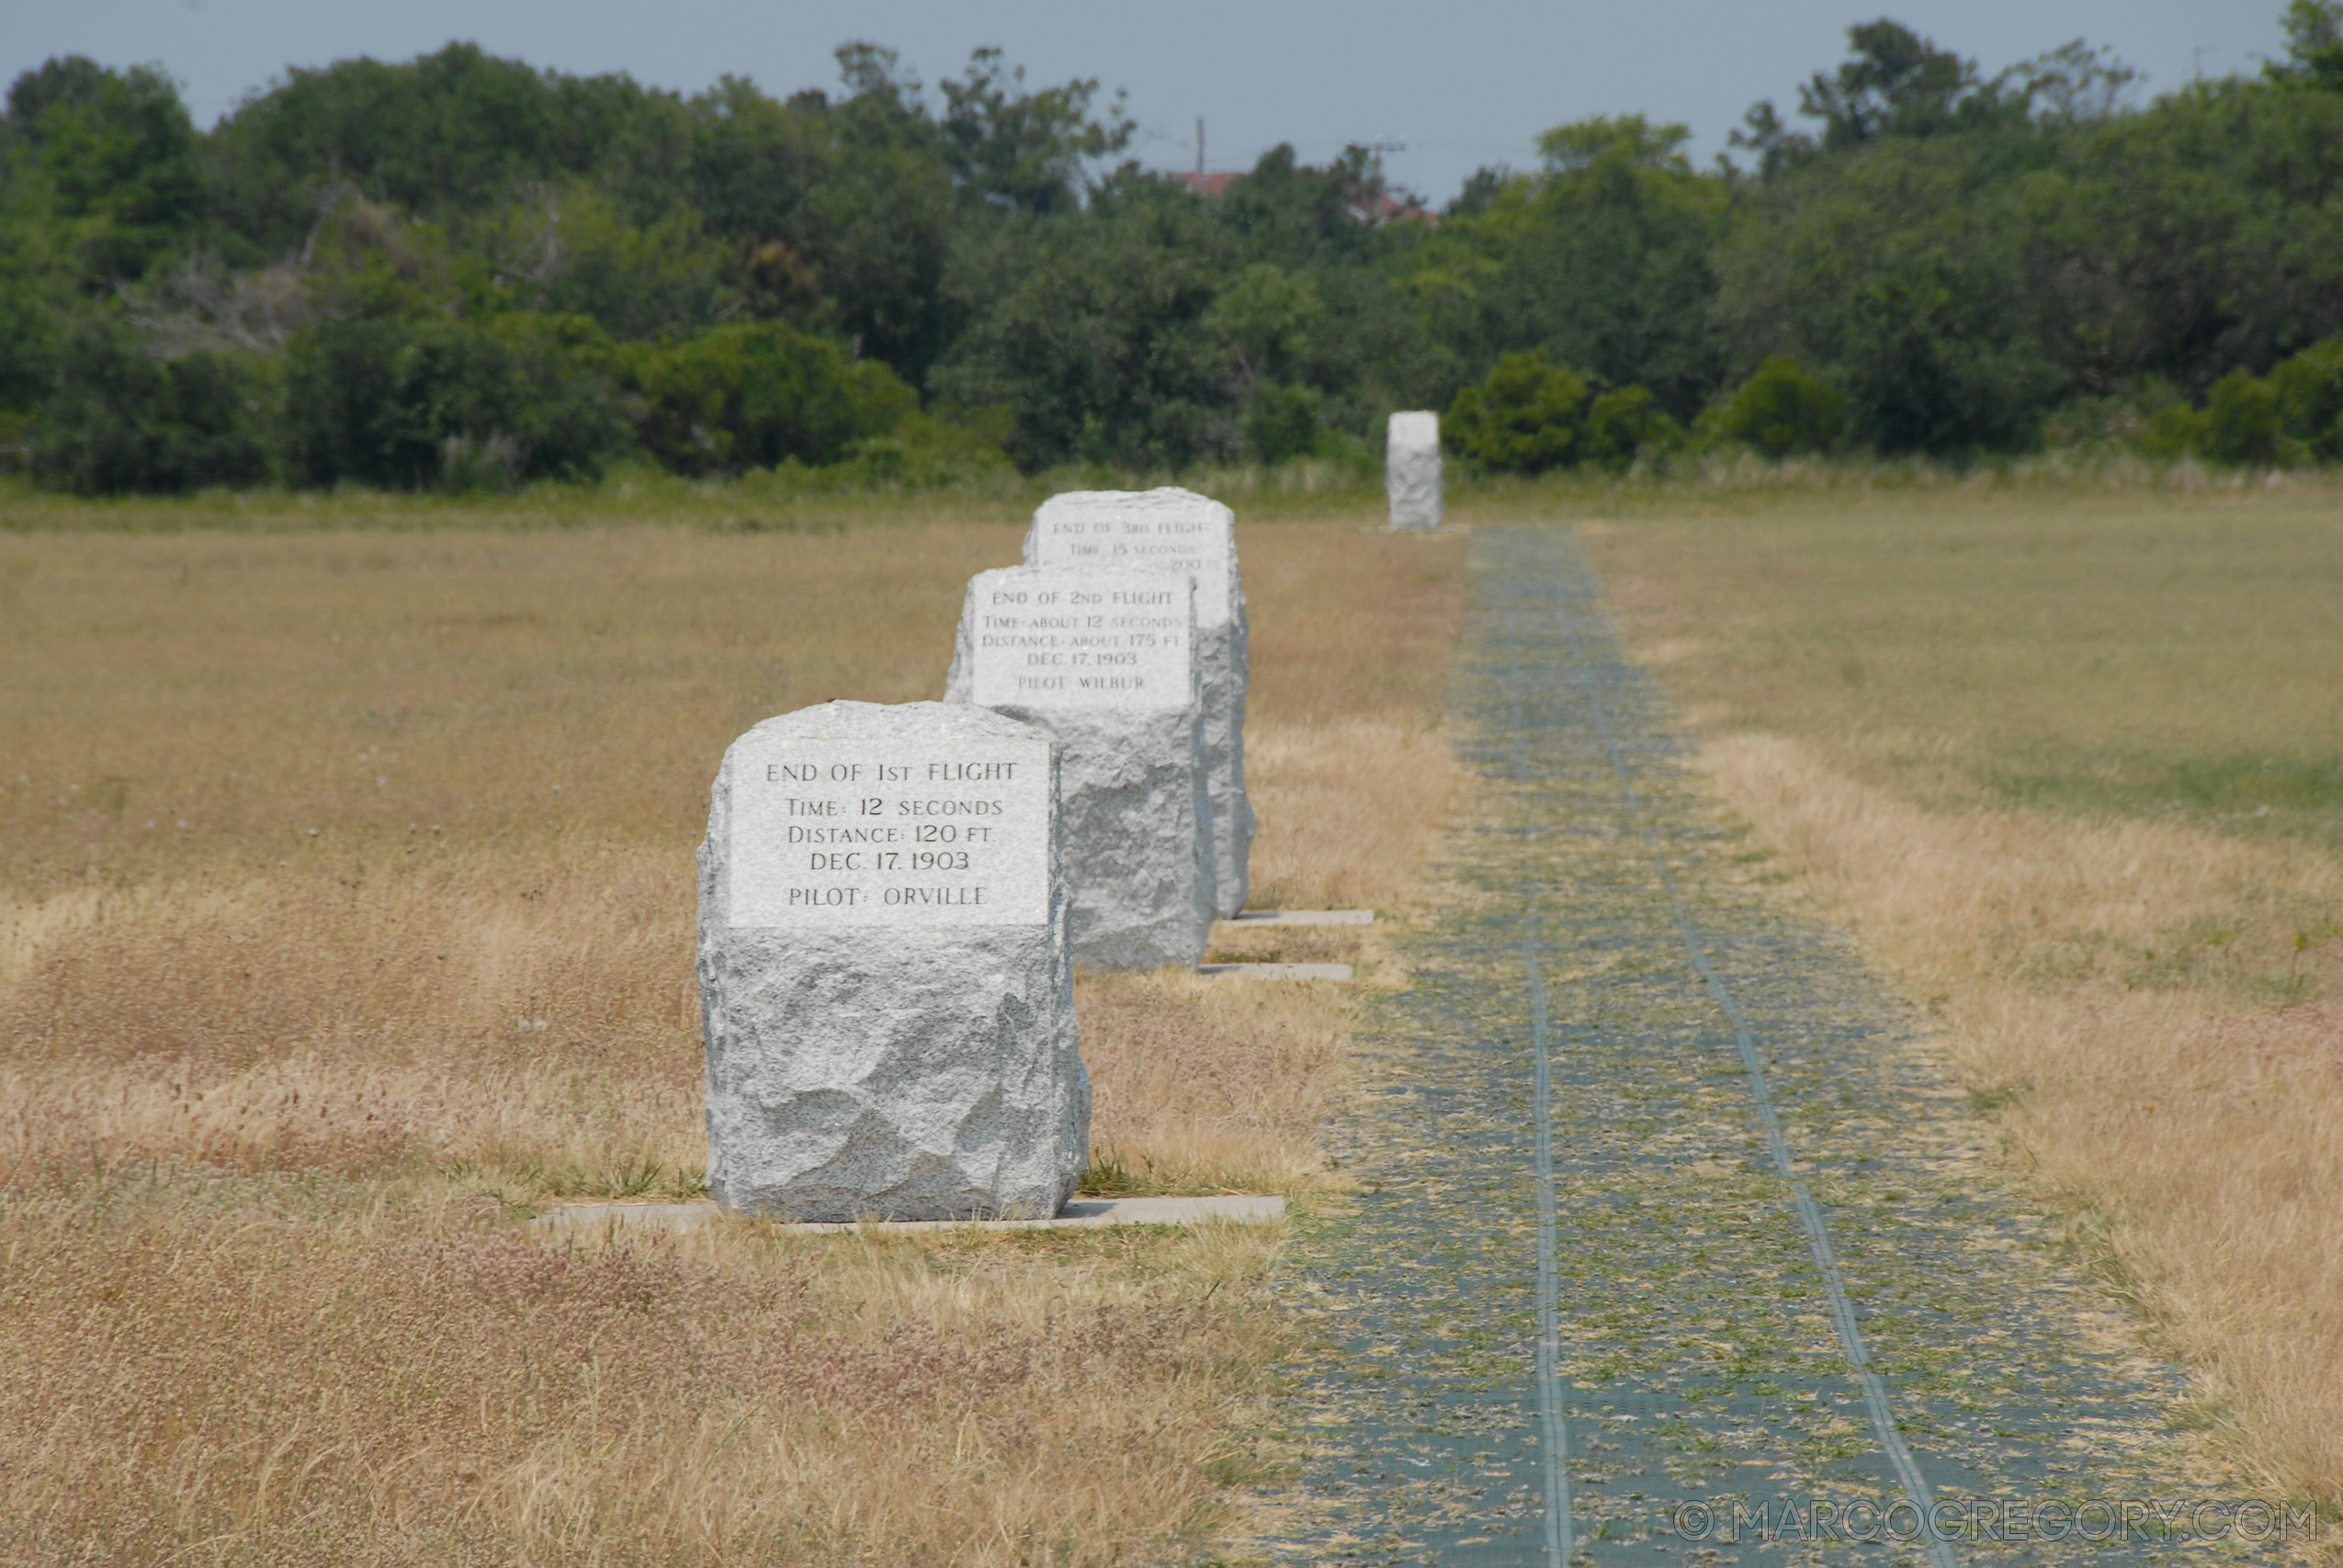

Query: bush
left=478, top=313, right=634, bottom=481
left=1579, top=385, right=1683, bottom=470
left=2137, top=400, right=2211, bottom=459
left=2271, top=337, right=2343, bottom=462
left=32, top=319, right=270, bottom=495
left=1444, top=351, right=1590, bottom=472
left=2041, top=381, right=2185, bottom=453
left=2202, top=368, right=2285, bottom=466
left=283, top=310, right=628, bottom=490
left=2123, top=342, right=2343, bottom=466
left=625, top=321, right=917, bottom=476
left=826, top=412, right=1018, bottom=488
left=1715, top=356, right=1845, bottom=457
left=1243, top=382, right=1327, bottom=464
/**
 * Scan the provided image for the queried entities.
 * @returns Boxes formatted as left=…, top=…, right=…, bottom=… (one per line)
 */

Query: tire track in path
left=1256, top=526, right=2241, bottom=1566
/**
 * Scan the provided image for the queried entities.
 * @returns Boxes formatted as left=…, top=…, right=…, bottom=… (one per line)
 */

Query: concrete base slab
left=1228, top=908, right=1374, bottom=926
left=1196, top=962, right=1354, bottom=981
left=538, top=1193, right=1285, bottom=1236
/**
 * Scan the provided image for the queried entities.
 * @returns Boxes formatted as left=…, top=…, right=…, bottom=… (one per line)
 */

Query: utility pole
left=1196, top=117, right=1206, bottom=196
left=1363, top=141, right=1407, bottom=223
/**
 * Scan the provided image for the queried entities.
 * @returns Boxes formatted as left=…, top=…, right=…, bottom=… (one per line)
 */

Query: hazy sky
left=0, top=0, right=2288, bottom=202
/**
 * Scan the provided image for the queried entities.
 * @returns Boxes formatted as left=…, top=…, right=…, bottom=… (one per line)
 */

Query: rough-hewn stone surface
left=1024, top=488, right=1252, bottom=917
left=945, top=565, right=1213, bottom=971
left=1387, top=411, right=1443, bottom=531
left=697, top=700, right=1086, bottom=1221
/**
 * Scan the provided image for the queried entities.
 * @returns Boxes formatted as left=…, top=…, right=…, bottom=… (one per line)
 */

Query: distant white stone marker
left=945, top=565, right=1213, bottom=971
left=1387, top=411, right=1443, bottom=531
left=1024, top=488, right=1252, bottom=918
left=698, top=700, right=1086, bottom=1222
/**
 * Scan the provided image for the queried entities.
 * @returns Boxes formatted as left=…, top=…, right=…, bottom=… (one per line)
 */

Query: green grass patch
left=1579, top=489, right=2343, bottom=854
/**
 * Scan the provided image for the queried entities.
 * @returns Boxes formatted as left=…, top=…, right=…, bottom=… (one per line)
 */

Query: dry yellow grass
left=1702, top=736, right=2343, bottom=1495
left=0, top=1178, right=1286, bottom=1564
left=1581, top=495, right=2343, bottom=1508
left=0, top=512, right=1467, bottom=1564
left=1075, top=525, right=1466, bottom=1198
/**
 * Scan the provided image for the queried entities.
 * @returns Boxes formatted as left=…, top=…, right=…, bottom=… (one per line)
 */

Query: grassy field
left=10, top=466, right=2339, bottom=1553
left=0, top=507, right=1466, bottom=1563
left=1578, top=489, right=2343, bottom=1509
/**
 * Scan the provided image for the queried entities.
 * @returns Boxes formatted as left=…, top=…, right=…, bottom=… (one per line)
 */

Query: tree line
left=5, top=3, right=2343, bottom=495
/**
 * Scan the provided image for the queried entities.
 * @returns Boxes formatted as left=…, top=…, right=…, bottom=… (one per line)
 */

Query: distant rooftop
left=1176, top=168, right=1437, bottom=223
left=1175, top=169, right=1245, bottom=199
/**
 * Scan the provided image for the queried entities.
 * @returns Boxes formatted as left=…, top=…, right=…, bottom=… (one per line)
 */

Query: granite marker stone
left=1023, top=488, right=1252, bottom=917
left=945, top=564, right=1212, bottom=970
left=1387, top=411, right=1442, bottom=531
left=697, top=700, right=1086, bottom=1221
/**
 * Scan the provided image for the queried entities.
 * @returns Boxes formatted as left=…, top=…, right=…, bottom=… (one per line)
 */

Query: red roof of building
left=1175, top=170, right=1245, bottom=199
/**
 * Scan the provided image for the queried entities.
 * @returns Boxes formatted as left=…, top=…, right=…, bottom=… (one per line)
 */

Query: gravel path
left=1256, top=526, right=2255, bottom=1566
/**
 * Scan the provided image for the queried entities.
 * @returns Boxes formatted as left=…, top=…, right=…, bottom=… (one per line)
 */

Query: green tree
left=678, top=52, right=956, bottom=382
left=1210, top=145, right=1445, bottom=442
left=1731, top=28, right=2132, bottom=179
left=1715, top=356, right=1847, bottom=456
left=1409, top=117, right=1726, bottom=421
left=1217, top=144, right=1393, bottom=266
left=624, top=320, right=914, bottom=475
left=1579, top=385, right=1682, bottom=468
left=2159, top=339, right=2343, bottom=465
left=0, top=143, right=71, bottom=426
left=2202, top=368, right=2284, bottom=463
left=1206, top=262, right=1321, bottom=400
left=2064, top=79, right=2343, bottom=391
left=204, top=43, right=662, bottom=257
left=790, top=137, right=952, bottom=378
left=932, top=174, right=1231, bottom=469
left=1443, top=350, right=1590, bottom=472
left=937, top=48, right=1132, bottom=214
left=2270, top=336, right=2343, bottom=458
left=675, top=73, right=832, bottom=244
left=472, top=182, right=733, bottom=339
left=6, top=57, right=206, bottom=288
left=33, top=318, right=268, bottom=493
left=1795, top=20, right=2020, bottom=148
left=282, top=309, right=626, bottom=489
left=1241, top=382, right=1328, bottom=463
left=1715, top=136, right=2077, bottom=452
left=1721, top=12, right=2343, bottom=457
left=2269, top=1, right=2343, bottom=91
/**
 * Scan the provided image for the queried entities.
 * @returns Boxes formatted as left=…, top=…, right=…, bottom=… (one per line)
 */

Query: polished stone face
left=954, top=565, right=1195, bottom=711
left=698, top=699, right=1086, bottom=1221
left=723, top=727, right=1051, bottom=930
left=1023, top=489, right=1253, bottom=917
left=946, top=565, right=1214, bottom=972
left=1023, top=487, right=1238, bottom=628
